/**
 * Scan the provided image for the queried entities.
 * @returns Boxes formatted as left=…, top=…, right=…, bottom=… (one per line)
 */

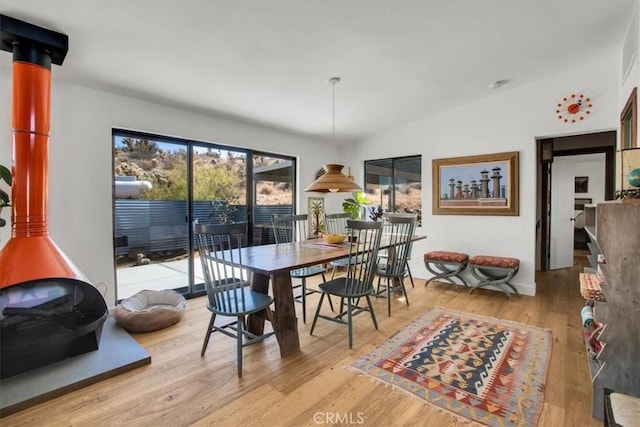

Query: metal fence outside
left=114, top=200, right=292, bottom=256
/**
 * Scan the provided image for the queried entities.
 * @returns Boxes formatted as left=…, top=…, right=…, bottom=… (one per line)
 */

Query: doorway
left=535, top=131, right=616, bottom=271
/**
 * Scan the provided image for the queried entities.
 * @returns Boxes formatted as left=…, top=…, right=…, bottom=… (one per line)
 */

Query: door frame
left=536, top=134, right=615, bottom=271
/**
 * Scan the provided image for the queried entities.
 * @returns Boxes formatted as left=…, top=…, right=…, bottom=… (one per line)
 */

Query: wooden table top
left=237, top=235, right=426, bottom=276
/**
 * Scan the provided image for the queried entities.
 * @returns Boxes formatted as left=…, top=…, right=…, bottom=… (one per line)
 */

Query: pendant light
left=304, top=77, right=362, bottom=193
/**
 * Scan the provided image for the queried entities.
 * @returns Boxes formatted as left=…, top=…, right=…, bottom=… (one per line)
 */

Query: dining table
left=239, top=234, right=426, bottom=357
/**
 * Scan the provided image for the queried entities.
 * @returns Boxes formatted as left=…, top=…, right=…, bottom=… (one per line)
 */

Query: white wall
left=0, top=74, right=333, bottom=305
left=346, top=50, right=621, bottom=296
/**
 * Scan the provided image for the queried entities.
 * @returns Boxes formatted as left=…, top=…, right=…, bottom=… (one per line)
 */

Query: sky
left=438, top=160, right=510, bottom=198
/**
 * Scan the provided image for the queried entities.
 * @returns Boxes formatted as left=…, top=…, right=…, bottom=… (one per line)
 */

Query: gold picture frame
left=432, top=151, right=519, bottom=216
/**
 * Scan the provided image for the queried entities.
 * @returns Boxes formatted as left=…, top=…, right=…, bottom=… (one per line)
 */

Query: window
left=112, top=129, right=295, bottom=300
left=364, top=155, right=422, bottom=225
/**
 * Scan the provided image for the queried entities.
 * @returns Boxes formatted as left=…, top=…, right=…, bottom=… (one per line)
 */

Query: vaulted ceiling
left=0, top=1, right=634, bottom=144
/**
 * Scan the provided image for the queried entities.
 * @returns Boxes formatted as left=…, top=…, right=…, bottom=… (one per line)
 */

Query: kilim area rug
left=350, top=307, right=552, bottom=427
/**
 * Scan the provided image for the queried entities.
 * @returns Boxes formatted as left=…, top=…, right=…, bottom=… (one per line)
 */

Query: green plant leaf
left=353, top=191, right=370, bottom=204
left=0, top=164, right=11, bottom=186
left=0, top=190, right=8, bottom=206
left=342, top=191, right=371, bottom=219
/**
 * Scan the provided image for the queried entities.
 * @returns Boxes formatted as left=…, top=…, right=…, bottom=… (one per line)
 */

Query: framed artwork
left=432, top=151, right=519, bottom=216
left=574, top=198, right=592, bottom=210
left=308, top=197, right=325, bottom=238
left=620, top=87, right=637, bottom=149
left=574, top=176, right=589, bottom=193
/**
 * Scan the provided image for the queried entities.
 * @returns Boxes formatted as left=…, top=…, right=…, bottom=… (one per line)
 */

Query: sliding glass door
left=190, top=146, right=248, bottom=294
left=252, top=154, right=294, bottom=245
left=113, top=130, right=295, bottom=301
left=113, top=135, right=190, bottom=300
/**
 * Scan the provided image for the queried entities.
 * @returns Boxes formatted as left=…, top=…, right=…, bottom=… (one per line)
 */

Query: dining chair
left=374, top=214, right=417, bottom=316
left=377, top=241, right=415, bottom=287
left=310, top=220, right=384, bottom=349
left=324, top=212, right=361, bottom=279
left=194, top=222, right=278, bottom=377
left=272, top=213, right=333, bottom=323
left=378, top=251, right=415, bottom=286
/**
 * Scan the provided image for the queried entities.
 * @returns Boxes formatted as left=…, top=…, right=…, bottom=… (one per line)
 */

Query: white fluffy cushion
left=113, top=289, right=186, bottom=332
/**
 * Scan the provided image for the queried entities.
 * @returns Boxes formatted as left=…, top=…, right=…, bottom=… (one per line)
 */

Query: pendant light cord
left=329, top=77, right=340, bottom=162
left=332, top=79, right=335, bottom=153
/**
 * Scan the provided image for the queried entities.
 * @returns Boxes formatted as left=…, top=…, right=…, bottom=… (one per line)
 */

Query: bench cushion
left=469, top=255, right=519, bottom=269
left=424, top=251, right=469, bottom=263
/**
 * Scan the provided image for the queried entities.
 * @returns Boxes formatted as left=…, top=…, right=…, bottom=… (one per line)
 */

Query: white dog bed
left=113, top=289, right=186, bottom=333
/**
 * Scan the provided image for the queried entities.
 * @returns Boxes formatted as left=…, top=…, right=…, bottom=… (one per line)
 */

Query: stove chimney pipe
left=0, top=15, right=87, bottom=287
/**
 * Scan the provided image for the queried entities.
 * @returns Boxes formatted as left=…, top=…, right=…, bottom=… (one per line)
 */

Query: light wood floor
left=3, top=254, right=598, bottom=427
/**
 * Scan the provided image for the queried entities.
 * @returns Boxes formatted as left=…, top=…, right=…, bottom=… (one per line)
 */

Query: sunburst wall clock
left=556, top=93, right=593, bottom=123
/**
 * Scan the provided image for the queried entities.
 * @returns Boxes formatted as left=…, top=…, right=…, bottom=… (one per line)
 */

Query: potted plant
left=0, top=164, right=11, bottom=230
left=342, top=191, right=370, bottom=220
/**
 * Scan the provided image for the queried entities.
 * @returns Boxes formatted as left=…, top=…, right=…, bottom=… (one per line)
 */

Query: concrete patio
left=116, top=258, right=203, bottom=300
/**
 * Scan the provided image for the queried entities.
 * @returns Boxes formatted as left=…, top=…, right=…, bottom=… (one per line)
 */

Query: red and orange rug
left=351, top=307, right=551, bottom=426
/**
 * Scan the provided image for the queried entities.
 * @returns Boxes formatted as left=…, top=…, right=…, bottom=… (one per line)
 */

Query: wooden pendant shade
left=304, top=164, right=362, bottom=193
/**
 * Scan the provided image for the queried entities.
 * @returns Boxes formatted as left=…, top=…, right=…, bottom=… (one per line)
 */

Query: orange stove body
left=0, top=60, right=85, bottom=287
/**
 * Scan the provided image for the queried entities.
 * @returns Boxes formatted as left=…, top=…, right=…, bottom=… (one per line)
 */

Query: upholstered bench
left=468, top=255, right=519, bottom=299
left=423, top=251, right=469, bottom=288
